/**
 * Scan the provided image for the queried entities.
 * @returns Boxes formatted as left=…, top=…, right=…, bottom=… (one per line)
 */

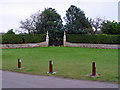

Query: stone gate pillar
left=63, top=31, right=66, bottom=47
left=46, top=31, right=49, bottom=47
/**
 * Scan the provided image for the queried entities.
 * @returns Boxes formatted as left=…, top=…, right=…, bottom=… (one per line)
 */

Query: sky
left=0, top=0, right=119, bottom=33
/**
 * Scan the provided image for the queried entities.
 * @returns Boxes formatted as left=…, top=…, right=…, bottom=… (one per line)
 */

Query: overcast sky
left=0, top=0, right=119, bottom=33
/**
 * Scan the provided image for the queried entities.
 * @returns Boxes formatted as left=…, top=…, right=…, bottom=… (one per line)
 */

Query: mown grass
left=2, top=47, right=118, bottom=83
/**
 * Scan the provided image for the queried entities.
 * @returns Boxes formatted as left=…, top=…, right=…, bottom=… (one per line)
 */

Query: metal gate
left=49, top=40, right=63, bottom=46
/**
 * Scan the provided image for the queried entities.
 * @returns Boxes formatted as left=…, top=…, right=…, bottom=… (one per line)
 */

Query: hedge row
left=66, top=34, right=120, bottom=44
left=1, top=34, right=119, bottom=44
left=2, top=34, right=46, bottom=44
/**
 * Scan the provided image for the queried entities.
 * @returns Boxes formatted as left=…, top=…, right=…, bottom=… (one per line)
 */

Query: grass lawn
left=2, top=47, right=118, bottom=83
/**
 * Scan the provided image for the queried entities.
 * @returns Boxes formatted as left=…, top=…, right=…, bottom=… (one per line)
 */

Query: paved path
left=2, top=71, right=118, bottom=88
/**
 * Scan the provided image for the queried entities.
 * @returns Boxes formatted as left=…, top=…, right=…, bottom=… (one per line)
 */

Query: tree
left=64, top=5, right=92, bottom=34
left=19, top=8, right=63, bottom=40
left=89, top=17, right=105, bottom=34
left=101, top=21, right=120, bottom=34
left=19, top=10, right=41, bottom=34
left=6, top=29, right=15, bottom=34
left=36, top=8, right=63, bottom=40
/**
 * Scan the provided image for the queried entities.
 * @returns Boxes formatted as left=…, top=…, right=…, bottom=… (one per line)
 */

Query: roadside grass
left=2, top=47, right=118, bottom=83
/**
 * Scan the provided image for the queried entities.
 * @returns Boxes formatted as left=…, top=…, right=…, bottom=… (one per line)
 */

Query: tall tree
left=64, top=5, right=92, bottom=34
left=36, top=8, right=63, bottom=40
left=6, top=29, right=15, bottom=34
left=101, top=20, right=120, bottom=34
left=20, top=19, right=33, bottom=34
left=19, top=10, right=41, bottom=34
left=19, top=8, right=63, bottom=40
left=89, top=17, right=105, bottom=34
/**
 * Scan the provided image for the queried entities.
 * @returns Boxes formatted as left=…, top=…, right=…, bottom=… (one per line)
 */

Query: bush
left=67, top=34, right=119, bottom=44
left=6, top=29, right=15, bottom=34
left=2, top=34, right=23, bottom=44
left=101, top=21, right=120, bottom=34
left=2, top=34, right=46, bottom=44
left=23, top=34, right=46, bottom=43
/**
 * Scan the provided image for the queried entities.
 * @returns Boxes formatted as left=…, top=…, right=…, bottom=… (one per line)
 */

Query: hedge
left=66, top=34, right=120, bottom=44
left=2, top=34, right=46, bottom=44
left=2, top=34, right=119, bottom=44
left=23, top=34, right=46, bottom=43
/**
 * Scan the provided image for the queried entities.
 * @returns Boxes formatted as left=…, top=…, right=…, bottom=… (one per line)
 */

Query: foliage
left=23, top=34, right=45, bottom=43
left=36, top=8, right=63, bottom=40
left=2, top=34, right=23, bottom=44
left=19, top=10, right=42, bottom=34
left=2, top=34, right=45, bottom=44
left=0, top=34, right=2, bottom=44
left=19, top=8, right=63, bottom=40
left=19, top=5, right=119, bottom=36
left=89, top=17, right=105, bottom=34
left=67, top=34, right=119, bottom=44
left=20, top=19, right=35, bottom=34
left=101, top=21, right=120, bottom=34
left=6, top=29, right=15, bottom=34
left=64, top=5, right=92, bottom=34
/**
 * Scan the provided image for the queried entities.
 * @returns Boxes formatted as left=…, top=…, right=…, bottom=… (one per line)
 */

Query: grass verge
left=2, top=47, right=118, bottom=83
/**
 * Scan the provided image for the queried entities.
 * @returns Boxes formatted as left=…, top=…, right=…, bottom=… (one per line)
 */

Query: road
left=2, top=70, right=118, bottom=88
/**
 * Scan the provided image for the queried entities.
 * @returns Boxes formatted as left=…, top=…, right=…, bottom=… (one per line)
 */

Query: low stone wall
left=0, top=41, right=47, bottom=49
left=0, top=41, right=119, bottom=49
left=66, top=42, right=119, bottom=49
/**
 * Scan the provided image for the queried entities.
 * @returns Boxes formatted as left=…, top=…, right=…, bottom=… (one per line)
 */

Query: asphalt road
left=2, top=70, right=118, bottom=88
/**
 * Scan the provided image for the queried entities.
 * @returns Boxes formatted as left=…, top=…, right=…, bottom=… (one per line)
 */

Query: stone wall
left=66, top=42, right=119, bottom=49
left=0, top=41, right=47, bottom=49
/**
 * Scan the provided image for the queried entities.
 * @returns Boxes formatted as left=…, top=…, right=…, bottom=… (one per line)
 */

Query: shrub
left=66, top=34, right=119, bottom=44
left=23, top=34, right=46, bottom=43
left=6, top=29, right=15, bottom=34
left=2, top=34, right=46, bottom=44
left=2, top=34, right=23, bottom=44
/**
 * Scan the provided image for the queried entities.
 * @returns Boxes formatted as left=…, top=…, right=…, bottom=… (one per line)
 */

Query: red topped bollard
left=85, top=62, right=99, bottom=77
left=47, top=60, right=56, bottom=74
left=92, top=62, right=96, bottom=76
left=49, top=60, right=53, bottom=73
left=18, top=59, right=21, bottom=69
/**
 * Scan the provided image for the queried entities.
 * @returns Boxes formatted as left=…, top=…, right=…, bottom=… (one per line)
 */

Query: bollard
left=18, top=59, right=21, bottom=69
left=47, top=60, right=56, bottom=74
left=49, top=60, right=53, bottom=73
left=85, top=62, right=99, bottom=77
left=92, top=62, right=96, bottom=76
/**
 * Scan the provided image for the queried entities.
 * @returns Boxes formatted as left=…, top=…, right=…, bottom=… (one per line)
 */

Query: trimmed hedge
left=2, top=34, right=46, bottom=44
left=2, top=34, right=23, bottom=44
left=67, top=34, right=120, bottom=44
left=23, top=34, right=46, bottom=43
left=2, top=34, right=119, bottom=44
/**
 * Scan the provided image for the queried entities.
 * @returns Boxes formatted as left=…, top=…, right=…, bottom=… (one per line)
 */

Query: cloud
left=0, top=0, right=118, bottom=33
left=0, top=0, right=119, bottom=3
